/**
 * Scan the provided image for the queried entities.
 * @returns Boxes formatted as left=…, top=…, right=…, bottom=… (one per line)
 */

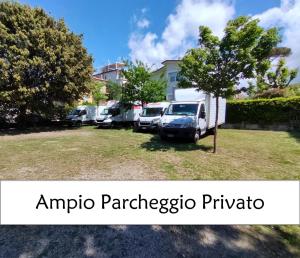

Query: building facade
left=151, top=60, right=180, bottom=101
left=93, top=62, right=126, bottom=86
left=80, top=63, right=125, bottom=105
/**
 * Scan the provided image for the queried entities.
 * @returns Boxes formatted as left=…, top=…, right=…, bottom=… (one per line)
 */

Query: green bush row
left=226, top=97, right=300, bottom=124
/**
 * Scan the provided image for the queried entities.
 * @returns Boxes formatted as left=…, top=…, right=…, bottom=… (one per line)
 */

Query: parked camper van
left=158, top=88, right=226, bottom=143
left=136, top=102, right=170, bottom=131
left=66, top=105, right=105, bottom=126
left=96, top=101, right=142, bottom=127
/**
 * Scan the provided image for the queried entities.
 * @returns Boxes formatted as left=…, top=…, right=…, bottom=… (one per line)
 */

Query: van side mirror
left=160, top=110, right=164, bottom=116
left=199, top=111, right=206, bottom=119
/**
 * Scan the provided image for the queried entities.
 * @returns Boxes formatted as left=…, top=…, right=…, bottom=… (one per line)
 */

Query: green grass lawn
left=0, top=127, right=299, bottom=180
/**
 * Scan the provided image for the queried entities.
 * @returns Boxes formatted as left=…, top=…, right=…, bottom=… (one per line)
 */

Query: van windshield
left=141, top=108, right=162, bottom=117
left=165, top=104, right=198, bottom=116
left=101, top=108, right=120, bottom=116
left=69, top=109, right=81, bottom=116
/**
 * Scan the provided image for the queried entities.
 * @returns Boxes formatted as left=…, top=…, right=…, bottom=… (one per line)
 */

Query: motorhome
left=135, top=102, right=170, bottom=131
left=158, top=88, right=226, bottom=143
left=96, top=101, right=142, bottom=127
left=66, top=105, right=105, bottom=126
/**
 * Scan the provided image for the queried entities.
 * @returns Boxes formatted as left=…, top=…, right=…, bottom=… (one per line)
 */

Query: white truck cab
left=158, top=88, right=226, bottom=142
left=66, top=105, right=98, bottom=126
left=136, top=102, right=170, bottom=131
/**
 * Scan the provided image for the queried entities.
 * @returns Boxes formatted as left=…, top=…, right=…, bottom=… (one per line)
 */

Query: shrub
left=226, top=97, right=300, bottom=125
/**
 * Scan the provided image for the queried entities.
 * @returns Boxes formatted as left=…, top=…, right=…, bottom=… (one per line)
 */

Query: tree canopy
left=106, top=80, right=122, bottom=100
left=0, top=2, right=93, bottom=119
left=179, top=16, right=280, bottom=98
left=249, top=58, right=298, bottom=98
left=90, top=81, right=107, bottom=105
left=179, top=16, right=280, bottom=152
left=122, top=61, right=166, bottom=105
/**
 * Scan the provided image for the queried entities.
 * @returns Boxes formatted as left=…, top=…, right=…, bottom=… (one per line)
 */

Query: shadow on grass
left=94, top=122, right=135, bottom=131
left=0, top=225, right=297, bottom=258
left=140, top=134, right=213, bottom=152
left=0, top=125, right=80, bottom=136
left=288, top=130, right=300, bottom=143
left=273, top=226, right=300, bottom=247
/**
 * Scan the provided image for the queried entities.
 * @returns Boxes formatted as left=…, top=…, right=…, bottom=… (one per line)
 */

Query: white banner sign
left=0, top=181, right=299, bottom=225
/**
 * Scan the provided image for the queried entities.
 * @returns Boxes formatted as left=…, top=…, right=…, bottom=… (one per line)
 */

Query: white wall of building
left=151, top=61, right=180, bottom=101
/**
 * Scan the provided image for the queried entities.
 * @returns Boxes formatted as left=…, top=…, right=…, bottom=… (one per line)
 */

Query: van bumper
left=138, top=122, right=158, bottom=130
left=159, top=127, right=196, bottom=139
left=65, top=119, right=79, bottom=126
left=96, top=120, right=112, bottom=127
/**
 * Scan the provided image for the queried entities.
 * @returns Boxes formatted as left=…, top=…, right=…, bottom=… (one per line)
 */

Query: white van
left=136, top=102, right=170, bottom=131
left=158, top=88, right=226, bottom=142
left=66, top=105, right=96, bottom=126
left=95, top=105, right=107, bottom=122
left=96, top=102, right=142, bottom=127
left=66, top=105, right=106, bottom=126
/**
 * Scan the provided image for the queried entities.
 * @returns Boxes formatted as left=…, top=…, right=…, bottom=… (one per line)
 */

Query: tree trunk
left=18, top=105, right=27, bottom=128
left=213, top=96, right=219, bottom=153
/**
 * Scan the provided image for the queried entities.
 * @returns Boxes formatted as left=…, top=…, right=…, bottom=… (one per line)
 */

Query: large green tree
left=122, top=61, right=166, bottom=106
left=179, top=16, right=280, bottom=153
left=0, top=2, right=93, bottom=121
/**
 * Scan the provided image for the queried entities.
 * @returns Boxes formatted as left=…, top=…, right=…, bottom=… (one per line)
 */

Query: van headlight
left=158, top=121, right=165, bottom=127
left=152, top=118, right=160, bottom=124
left=104, top=118, right=112, bottom=123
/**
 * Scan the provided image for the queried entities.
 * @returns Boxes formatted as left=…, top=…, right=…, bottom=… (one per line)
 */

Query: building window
left=168, top=72, right=178, bottom=82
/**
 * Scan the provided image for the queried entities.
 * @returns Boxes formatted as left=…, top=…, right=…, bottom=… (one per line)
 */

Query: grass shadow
left=0, top=125, right=80, bottom=136
left=288, top=130, right=300, bottom=143
left=94, top=125, right=133, bottom=131
left=140, top=134, right=213, bottom=152
left=0, top=225, right=298, bottom=258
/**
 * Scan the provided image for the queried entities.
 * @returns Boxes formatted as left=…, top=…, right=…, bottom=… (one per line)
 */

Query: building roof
left=161, top=59, right=180, bottom=65
left=151, top=59, right=181, bottom=74
left=92, top=75, right=107, bottom=82
left=100, top=62, right=125, bottom=73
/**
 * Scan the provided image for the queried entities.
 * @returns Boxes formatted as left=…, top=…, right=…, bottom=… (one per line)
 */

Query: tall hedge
left=226, top=97, right=300, bottom=125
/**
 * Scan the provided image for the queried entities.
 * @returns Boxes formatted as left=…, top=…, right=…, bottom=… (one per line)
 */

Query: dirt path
left=0, top=225, right=296, bottom=258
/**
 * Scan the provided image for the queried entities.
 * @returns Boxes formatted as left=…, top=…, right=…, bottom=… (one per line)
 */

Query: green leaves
left=251, top=58, right=299, bottom=98
left=0, top=2, right=93, bottom=118
left=106, top=80, right=122, bottom=101
left=227, top=97, right=300, bottom=125
left=122, top=61, right=166, bottom=105
left=90, top=81, right=107, bottom=105
left=179, top=16, right=281, bottom=99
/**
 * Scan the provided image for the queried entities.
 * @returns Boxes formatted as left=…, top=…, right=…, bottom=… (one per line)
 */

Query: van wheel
left=133, top=125, right=139, bottom=132
left=159, top=133, right=168, bottom=141
left=76, top=121, right=83, bottom=127
left=193, top=131, right=200, bottom=143
left=111, top=121, right=116, bottom=128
